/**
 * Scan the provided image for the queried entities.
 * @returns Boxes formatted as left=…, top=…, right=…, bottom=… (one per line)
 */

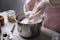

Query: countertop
left=0, top=12, right=59, bottom=40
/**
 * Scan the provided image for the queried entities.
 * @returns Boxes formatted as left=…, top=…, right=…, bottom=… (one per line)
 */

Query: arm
left=33, top=0, right=49, bottom=13
left=23, top=0, right=37, bottom=18
left=29, top=0, right=48, bottom=20
left=23, top=0, right=36, bottom=14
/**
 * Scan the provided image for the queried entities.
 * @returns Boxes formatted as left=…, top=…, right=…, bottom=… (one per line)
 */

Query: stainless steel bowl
left=16, top=13, right=42, bottom=39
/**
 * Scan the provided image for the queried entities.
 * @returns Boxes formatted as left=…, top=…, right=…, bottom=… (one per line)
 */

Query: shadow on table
left=23, top=32, right=51, bottom=40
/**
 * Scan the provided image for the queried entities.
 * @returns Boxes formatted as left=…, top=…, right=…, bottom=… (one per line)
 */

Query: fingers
left=29, top=15, right=35, bottom=20
left=29, top=14, right=39, bottom=21
left=25, top=11, right=33, bottom=18
left=29, top=11, right=42, bottom=20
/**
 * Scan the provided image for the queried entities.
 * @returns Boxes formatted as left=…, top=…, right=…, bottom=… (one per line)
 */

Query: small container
left=0, top=15, right=4, bottom=26
left=3, top=33, right=9, bottom=40
left=7, top=10, right=16, bottom=23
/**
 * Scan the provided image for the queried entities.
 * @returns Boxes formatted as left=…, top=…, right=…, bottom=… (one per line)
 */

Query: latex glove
left=29, top=0, right=48, bottom=21
left=25, top=11, right=33, bottom=19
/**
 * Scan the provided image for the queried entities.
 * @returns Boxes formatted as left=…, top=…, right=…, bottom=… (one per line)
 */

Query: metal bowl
left=16, top=13, right=42, bottom=39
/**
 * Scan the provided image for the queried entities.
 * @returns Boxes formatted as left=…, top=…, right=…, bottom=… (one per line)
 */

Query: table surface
left=0, top=12, right=56, bottom=40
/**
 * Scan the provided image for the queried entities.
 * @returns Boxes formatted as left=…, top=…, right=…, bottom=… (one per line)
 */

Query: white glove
left=25, top=11, right=33, bottom=19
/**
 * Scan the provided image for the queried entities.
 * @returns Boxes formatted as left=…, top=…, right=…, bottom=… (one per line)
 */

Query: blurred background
left=0, top=0, right=26, bottom=14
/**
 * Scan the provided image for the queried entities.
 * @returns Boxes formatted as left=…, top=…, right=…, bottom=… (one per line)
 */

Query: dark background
left=0, top=0, right=26, bottom=14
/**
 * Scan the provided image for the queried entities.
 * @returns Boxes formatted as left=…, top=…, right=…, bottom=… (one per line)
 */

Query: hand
left=25, top=11, right=33, bottom=18
left=29, top=13, right=39, bottom=21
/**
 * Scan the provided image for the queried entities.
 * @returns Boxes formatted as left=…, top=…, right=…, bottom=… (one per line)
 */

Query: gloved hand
left=24, top=11, right=36, bottom=23
left=25, top=11, right=33, bottom=19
